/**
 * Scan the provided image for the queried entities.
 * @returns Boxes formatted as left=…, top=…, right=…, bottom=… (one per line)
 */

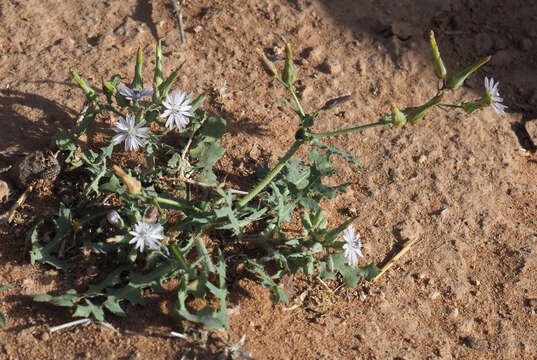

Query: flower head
left=118, top=84, right=154, bottom=102
left=129, top=220, right=165, bottom=253
left=161, top=89, right=194, bottom=130
left=112, top=113, right=150, bottom=152
left=484, top=77, right=507, bottom=115
left=342, top=224, right=364, bottom=267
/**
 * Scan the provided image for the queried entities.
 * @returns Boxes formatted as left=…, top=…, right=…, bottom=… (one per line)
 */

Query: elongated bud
left=258, top=49, right=278, bottom=77
left=429, top=30, right=447, bottom=79
left=391, top=103, right=407, bottom=127
left=281, top=42, right=297, bottom=86
left=143, top=206, right=159, bottom=223
left=112, top=165, right=142, bottom=195
left=107, top=210, right=122, bottom=225
left=322, top=95, right=351, bottom=110
left=446, top=56, right=491, bottom=90
left=406, top=93, right=445, bottom=124
left=462, top=97, right=489, bottom=114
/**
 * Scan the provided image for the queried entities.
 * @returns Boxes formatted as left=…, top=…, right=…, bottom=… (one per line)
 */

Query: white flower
left=129, top=221, right=165, bottom=253
left=161, top=89, right=194, bottom=130
left=342, top=224, right=364, bottom=267
left=112, top=113, right=150, bottom=152
left=118, top=84, right=154, bottom=102
left=484, top=77, right=507, bottom=115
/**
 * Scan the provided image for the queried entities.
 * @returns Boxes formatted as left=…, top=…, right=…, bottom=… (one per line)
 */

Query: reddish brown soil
left=1, top=0, right=537, bottom=359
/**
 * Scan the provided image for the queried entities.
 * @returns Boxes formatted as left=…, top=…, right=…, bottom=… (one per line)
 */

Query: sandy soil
left=1, top=0, right=537, bottom=359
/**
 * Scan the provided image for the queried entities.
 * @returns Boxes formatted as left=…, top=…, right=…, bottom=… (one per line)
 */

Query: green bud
left=462, top=97, right=489, bottom=114
left=391, top=103, right=407, bottom=127
left=72, top=71, right=97, bottom=101
left=153, top=40, right=163, bottom=102
left=429, top=30, right=447, bottom=79
left=446, top=56, right=491, bottom=89
left=131, top=48, right=143, bottom=89
left=405, top=93, right=444, bottom=124
left=281, top=42, right=297, bottom=86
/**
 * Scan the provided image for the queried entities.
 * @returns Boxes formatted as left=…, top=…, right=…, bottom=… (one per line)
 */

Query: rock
left=8, top=151, right=59, bottom=188
left=462, top=337, right=489, bottom=352
left=520, top=38, right=533, bottom=52
left=317, top=58, right=341, bottom=74
left=525, top=298, right=537, bottom=309
left=0, top=180, right=10, bottom=204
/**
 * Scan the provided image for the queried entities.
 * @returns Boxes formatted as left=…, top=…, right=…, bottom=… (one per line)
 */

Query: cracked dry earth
left=1, top=0, right=537, bottom=359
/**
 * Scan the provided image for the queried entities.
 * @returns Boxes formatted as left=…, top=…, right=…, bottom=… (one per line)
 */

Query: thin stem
left=312, top=120, right=389, bottom=139
left=179, top=118, right=205, bottom=178
left=168, top=176, right=248, bottom=195
left=237, top=139, right=304, bottom=208
left=289, top=86, right=305, bottom=117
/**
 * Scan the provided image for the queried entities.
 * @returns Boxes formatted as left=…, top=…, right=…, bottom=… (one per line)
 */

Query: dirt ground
left=1, top=0, right=537, bottom=359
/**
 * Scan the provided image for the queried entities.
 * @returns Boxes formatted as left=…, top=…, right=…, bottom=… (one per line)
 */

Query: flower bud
left=112, top=165, right=142, bottom=195
left=406, top=93, right=445, bottom=124
left=391, top=103, right=407, bottom=127
left=462, top=97, right=489, bottom=115
left=258, top=49, right=278, bottom=77
left=143, top=206, right=159, bottom=223
left=281, top=42, right=297, bottom=86
left=106, top=210, right=122, bottom=225
left=446, top=56, right=491, bottom=90
left=429, top=30, right=447, bottom=79
left=322, top=95, right=351, bottom=110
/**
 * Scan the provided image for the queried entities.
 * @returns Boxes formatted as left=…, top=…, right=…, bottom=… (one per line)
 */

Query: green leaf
left=100, top=175, right=121, bottom=193
left=357, top=262, right=382, bottom=281
left=310, top=140, right=361, bottom=170
left=158, top=68, right=181, bottom=99
left=56, top=133, right=78, bottom=151
left=103, top=296, right=126, bottom=317
left=190, top=141, right=225, bottom=185
left=200, top=117, right=226, bottom=139
left=33, top=289, right=81, bottom=307
left=73, top=299, right=105, bottom=321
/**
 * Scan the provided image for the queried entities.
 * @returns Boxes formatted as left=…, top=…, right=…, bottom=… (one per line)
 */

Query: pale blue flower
left=342, top=224, right=364, bottom=267
left=118, top=84, right=154, bottom=101
left=112, top=113, right=150, bottom=152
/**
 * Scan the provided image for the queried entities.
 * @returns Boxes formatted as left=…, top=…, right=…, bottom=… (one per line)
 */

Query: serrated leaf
left=100, top=175, right=121, bottom=193
left=200, top=117, right=226, bottom=139
left=103, top=296, right=126, bottom=317
left=356, top=262, right=381, bottom=281
left=33, top=289, right=80, bottom=307
left=56, top=133, right=78, bottom=151
left=73, top=299, right=105, bottom=321
left=310, top=140, right=361, bottom=170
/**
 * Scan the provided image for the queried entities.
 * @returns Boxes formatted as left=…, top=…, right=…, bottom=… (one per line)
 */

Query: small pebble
left=0, top=180, right=9, bottom=204
left=462, top=337, right=489, bottom=352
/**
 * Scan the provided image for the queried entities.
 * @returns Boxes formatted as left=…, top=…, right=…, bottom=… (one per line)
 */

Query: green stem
left=312, top=120, right=390, bottom=139
left=237, top=139, right=304, bottom=208
left=289, top=87, right=305, bottom=117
